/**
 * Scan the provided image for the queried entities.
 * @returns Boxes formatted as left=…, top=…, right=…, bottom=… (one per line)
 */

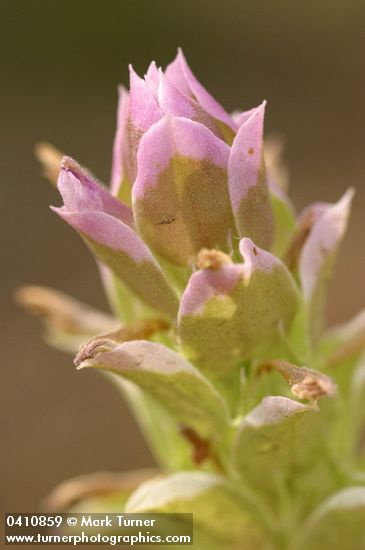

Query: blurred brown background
left=1, top=0, right=365, bottom=516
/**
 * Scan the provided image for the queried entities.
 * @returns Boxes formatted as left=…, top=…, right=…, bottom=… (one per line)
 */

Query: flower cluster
left=19, top=50, right=365, bottom=549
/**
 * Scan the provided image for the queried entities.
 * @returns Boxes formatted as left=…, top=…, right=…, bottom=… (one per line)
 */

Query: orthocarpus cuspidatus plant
left=17, top=49, right=365, bottom=549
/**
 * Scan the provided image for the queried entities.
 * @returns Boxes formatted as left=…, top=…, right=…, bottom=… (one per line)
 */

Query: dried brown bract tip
left=258, top=359, right=337, bottom=403
left=179, top=425, right=211, bottom=465
left=74, top=318, right=170, bottom=367
left=196, top=248, right=233, bottom=270
left=291, top=375, right=335, bottom=402
left=179, top=425, right=225, bottom=472
left=42, top=469, right=158, bottom=512
left=34, top=142, right=64, bottom=186
left=15, top=285, right=116, bottom=335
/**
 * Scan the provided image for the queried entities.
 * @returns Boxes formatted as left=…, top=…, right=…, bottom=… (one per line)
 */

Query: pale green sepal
left=299, top=487, right=365, bottom=549
left=125, top=471, right=267, bottom=548
left=233, top=396, right=316, bottom=494
left=270, top=191, right=296, bottom=258
left=79, top=340, right=230, bottom=439
left=115, top=377, right=193, bottom=470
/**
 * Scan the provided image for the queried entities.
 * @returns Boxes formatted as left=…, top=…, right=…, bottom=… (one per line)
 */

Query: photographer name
left=80, top=515, right=156, bottom=528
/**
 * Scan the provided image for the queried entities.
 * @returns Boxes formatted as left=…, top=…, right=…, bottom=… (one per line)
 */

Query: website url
left=5, top=531, right=192, bottom=545
left=5, top=531, right=192, bottom=546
